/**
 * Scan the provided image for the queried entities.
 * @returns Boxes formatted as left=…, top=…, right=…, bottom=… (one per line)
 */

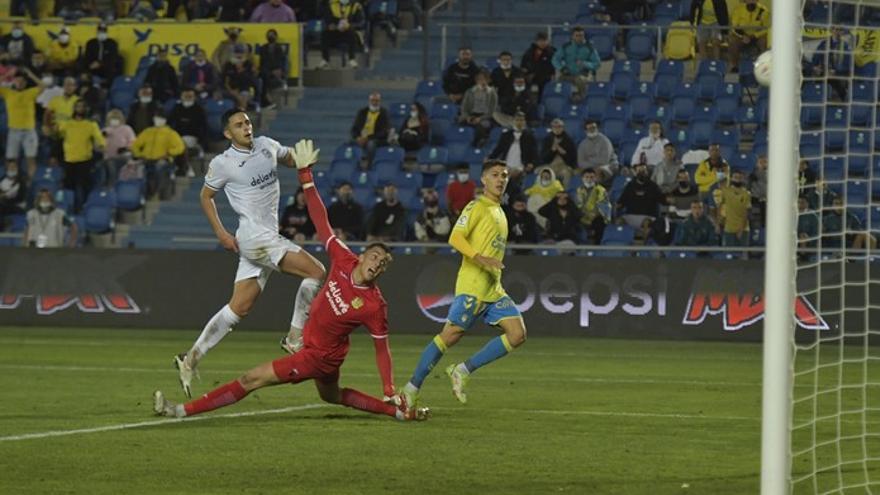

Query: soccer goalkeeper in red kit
left=152, top=139, right=429, bottom=421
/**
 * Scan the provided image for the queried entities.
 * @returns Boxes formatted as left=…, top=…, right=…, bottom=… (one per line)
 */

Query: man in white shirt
left=174, top=108, right=326, bottom=398
left=630, top=120, right=669, bottom=168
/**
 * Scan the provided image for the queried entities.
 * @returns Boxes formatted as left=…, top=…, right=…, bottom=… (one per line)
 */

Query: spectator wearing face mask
left=489, top=111, right=537, bottom=180
left=651, top=143, right=682, bottom=194
left=28, top=51, right=50, bottom=81
left=616, top=163, right=668, bottom=229
left=538, top=192, right=582, bottom=245
left=48, top=28, right=80, bottom=77
left=24, top=189, right=78, bottom=248
left=446, top=163, right=476, bottom=219
left=80, top=23, right=122, bottom=86
left=58, top=100, right=105, bottom=212
left=36, top=70, right=63, bottom=110
left=577, top=120, right=618, bottom=182
left=490, top=51, right=523, bottom=107
left=713, top=169, right=751, bottom=247
left=630, top=121, right=669, bottom=168
left=505, top=195, right=540, bottom=253
left=541, top=118, right=577, bottom=186
left=350, top=91, right=390, bottom=161
left=414, top=189, right=451, bottom=244
left=144, top=48, right=179, bottom=103
left=1, top=69, right=47, bottom=181
left=495, top=75, right=535, bottom=129
left=677, top=200, right=718, bottom=247
left=396, top=102, right=429, bottom=152
left=669, top=169, right=699, bottom=218
left=0, top=162, right=27, bottom=230
left=459, top=70, right=497, bottom=146
left=695, top=143, right=731, bottom=195
left=524, top=166, right=563, bottom=222
left=327, top=181, right=365, bottom=241
left=182, top=49, right=220, bottom=99
left=251, top=0, right=297, bottom=22
left=213, top=28, right=252, bottom=70
left=258, top=29, right=287, bottom=109
left=168, top=88, right=208, bottom=159
left=131, top=111, right=186, bottom=196
left=280, top=187, right=315, bottom=242
left=0, top=21, right=35, bottom=66
left=102, top=108, right=137, bottom=184
left=574, top=168, right=611, bottom=244
left=318, top=0, right=366, bottom=69
left=367, top=183, right=407, bottom=242
left=127, top=85, right=160, bottom=135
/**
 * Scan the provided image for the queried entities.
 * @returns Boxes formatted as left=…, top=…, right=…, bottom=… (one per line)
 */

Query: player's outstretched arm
left=292, top=139, right=335, bottom=245
left=200, top=186, right=238, bottom=252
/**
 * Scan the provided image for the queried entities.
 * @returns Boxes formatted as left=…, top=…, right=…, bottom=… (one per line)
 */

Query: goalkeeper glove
left=291, top=139, right=320, bottom=185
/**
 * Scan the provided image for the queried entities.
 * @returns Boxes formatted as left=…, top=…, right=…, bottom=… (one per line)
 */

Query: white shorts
left=234, top=233, right=303, bottom=289
left=6, top=129, right=39, bottom=159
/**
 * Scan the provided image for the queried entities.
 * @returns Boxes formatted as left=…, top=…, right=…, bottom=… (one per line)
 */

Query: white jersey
left=204, top=136, right=290, bottom=240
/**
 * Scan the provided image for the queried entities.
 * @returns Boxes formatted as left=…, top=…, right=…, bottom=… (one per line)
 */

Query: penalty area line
left=0, top=403, right=330, bottom=443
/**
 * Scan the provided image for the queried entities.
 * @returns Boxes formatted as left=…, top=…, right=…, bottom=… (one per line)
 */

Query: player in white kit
left=174, top=108, right=325, bottom=398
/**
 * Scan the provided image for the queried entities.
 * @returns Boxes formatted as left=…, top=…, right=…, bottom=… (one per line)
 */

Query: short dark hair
left=498, top=50, right=512, bottom=58
left=482, top=159, right=507, bottom=174
left=220, top=108, right=247, bottom=130
left=364, top=242, right=391, bottom=256
left=664, top=143, right=676, bottom=149
left=181, top=87, right=195, bottom=94
left=572, top=26, right=585, bottom=34
left=337, top=181, right=352, bottom=189
left=582, top=167, right=596, bottom=175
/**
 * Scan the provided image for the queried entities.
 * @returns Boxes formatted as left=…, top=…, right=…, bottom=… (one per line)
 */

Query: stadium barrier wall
left=0, top=247, right=872, bottom=341
left=9, top=21, right=302, bottom=79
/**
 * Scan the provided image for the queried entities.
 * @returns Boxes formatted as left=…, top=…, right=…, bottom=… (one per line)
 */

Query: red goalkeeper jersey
left=302, top=235, right=389, bottom=363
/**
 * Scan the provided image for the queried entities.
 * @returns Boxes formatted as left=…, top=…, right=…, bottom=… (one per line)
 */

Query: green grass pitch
left=0, top=326, right=876, bottom=494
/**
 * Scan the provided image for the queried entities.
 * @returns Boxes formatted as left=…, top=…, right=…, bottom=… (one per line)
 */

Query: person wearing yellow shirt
left=713, top=169, right=752, bottom=247
left=0, top=68, right=47, bottom=179
left=402, top=159, right=527, bottom=408
left=694, top=143, right=731, bottom=196
left=47, top=28, right=81, bottom=75
left=44, top=77, right=80, bottom=166
left=131, top=114, right=186, bottom=198
left=689, top=0, right=729, bottom=60
left=729, top=0, right=771, bottom=68
left=58, top=100, right=105, bottom=212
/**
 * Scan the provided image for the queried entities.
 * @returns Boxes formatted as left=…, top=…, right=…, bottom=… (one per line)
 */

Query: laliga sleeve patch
left=206, top=165, right=214, bottom=179
left=455, top=214, right=468, bottom=228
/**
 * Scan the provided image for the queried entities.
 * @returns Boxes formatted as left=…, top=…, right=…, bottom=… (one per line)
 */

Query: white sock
left=456, top=363, right=470, bottom=375
left=190, top=305, right=241, bottom=364
left=175, top=404, right=187, bottom=418
left=289, top=277, right=321, bottom=335
left=403, top=382, right=419, bottom=394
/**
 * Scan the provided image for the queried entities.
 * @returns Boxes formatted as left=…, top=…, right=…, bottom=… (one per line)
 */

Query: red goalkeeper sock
left=340, top=388, right=396, bottom=417
left=183, top=380, right=248, bottom=416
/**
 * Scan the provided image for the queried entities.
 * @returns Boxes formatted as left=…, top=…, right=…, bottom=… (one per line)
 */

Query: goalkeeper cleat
left=173, top=353, right=198, bottom=399
left=152, top=390, right=182, bottom=417
left=400, top=385, right=419, bottom=411
left=279, top=336, right=303, bottom=355
left=446, top=364, right=469, bottom=404
left=396, top=392, right=430, bottom=421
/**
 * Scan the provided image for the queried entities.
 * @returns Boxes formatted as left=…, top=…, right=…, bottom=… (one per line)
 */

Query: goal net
left=787, top=1, right=880, bottom=493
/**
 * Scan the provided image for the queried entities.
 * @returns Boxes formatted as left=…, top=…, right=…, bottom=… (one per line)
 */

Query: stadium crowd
left=1, top=0, right=879, bottom=254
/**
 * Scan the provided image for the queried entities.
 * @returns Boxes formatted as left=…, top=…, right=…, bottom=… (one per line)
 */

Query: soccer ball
left=753, top=50, right=772, bottom=86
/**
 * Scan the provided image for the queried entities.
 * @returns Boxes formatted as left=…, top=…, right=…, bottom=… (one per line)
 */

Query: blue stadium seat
left=738, top=58, right=757, bottom=87
left=671, top=96, right=695, bottom=124
left=716, top=94, right=740, bottom=125
left=83, top=205, right=114, bottom=234
left=353, top=187, right=378, bottom=212
left=601, top=224, right=636, bottom=245
left=446, top=141, right=470, bottom=165
left=446, top=126, right=475, bottom=144
left=627, top=94, right=653, bottom=124
left=653, top=73, right=679, bottom=101
left=619, top=140, right=638, bottom=165
left=801, top=82, right=828, bottom=103
left=696, top=59, right=727, bottom=78
left=692, top=105, right=718, bottom=124
left=822, top=155, right=847, bottom=181
left=800, top=105, right=823, bottom=130
left=848, top=180, right=869, bottom=206
left=590, top=30, right=616, bottom=60
left=334, top=144, right=363, bottom=163
left=668, top=128, right=691, bottom=150
left=115, top=179, right=145, bottom=211
left=429, top=101, right=457, bottom=120
left=712, top=128, right=739, bottom=149
left=730, top=153, right=756, bottom=174
left=673, top=82, right=697, bottom=99
left=825, top=105, right=848, bottom=128
left=625, top=29, right=655, bottom=61
left=850, top=130, right=873, bottom=154
left=34, top=165, right=63, bottom=182
left=850, top=104, right=874, bottom=127
left=415, top=80, right=443, bottom=99
left=329, top=159, right=357, bottom=185
left=695, top=73, right=723, bottom=101
left=374, top=160, right=401, bottom=185
left=849, top=156, right=869, bottom=176
left=584, top=95, right=609, bottom=121
left=429, top=118, right=452, bottom=145
left=603, top=118, right=626, bottom=147
left=485, top=127, right=504, bottom=150
left=351, top=170, right=378, bottom=189
left=647, top=105, right=671, bottom=128
left=585, top=81, right=612, bottom=99
left=205, top=98, right=235, bottom=137
left=603, top=104, right=627, bottom=121
left=30, top=178, right=59, bottom=200
left=688, top=120, right=714, bottom=149
left=85, top=188, right=117, bottom=208
left=609, top=175, right=631, bottom=203
left=825, top=131, right=846, bottom=152
left=560, top=103, right=587, bottom=121
left=855, top=62, right=878, bottom=78
left=373, top=146, right=404, bottom=166
left=851, top=80, right=877, bottom=103
left=394, top=171, right=422, bottom=191
left=610, top=72, right=636, bottom=100
left=465, top=147, right=486, bottom=166
left=612, top=59, right=641, bottom=77
left=417, top=146, right=449, bottom=167
left=656, top=58, right=685, bottom=79
left=542, top=81, right=573, bottom=101
left=541, top=94, right=568, bottom=119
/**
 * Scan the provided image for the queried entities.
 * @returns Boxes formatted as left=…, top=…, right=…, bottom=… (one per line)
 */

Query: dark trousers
left=10, top=0, right=37, bottom=19
left=63, top=159, right=95, bottom=213
left=321, top=29, right=359, bottom=61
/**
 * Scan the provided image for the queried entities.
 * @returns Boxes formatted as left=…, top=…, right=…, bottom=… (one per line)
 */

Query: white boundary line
left=0, top=404, right=330, bottom=442
left=0, top=364, right=764, bottom=387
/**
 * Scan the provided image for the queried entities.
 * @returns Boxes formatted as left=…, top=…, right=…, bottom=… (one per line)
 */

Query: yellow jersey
left=701, top=0, right=717, bottom=24
left=58, top=119, right=105, bottom=163
left=47, top=94, right=79, bottom=124
left=451, top=195, right=508, bottom=302
left=132, top=126, right=186, bottom=160
left=0, top=87, right=41, bottom=129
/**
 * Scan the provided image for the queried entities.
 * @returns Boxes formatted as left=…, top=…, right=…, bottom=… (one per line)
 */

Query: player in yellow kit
left=402, top=159, right=527, bottom=407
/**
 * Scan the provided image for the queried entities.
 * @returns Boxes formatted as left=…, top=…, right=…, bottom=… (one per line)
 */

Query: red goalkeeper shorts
left=271, top=348, right=342, bottom=385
